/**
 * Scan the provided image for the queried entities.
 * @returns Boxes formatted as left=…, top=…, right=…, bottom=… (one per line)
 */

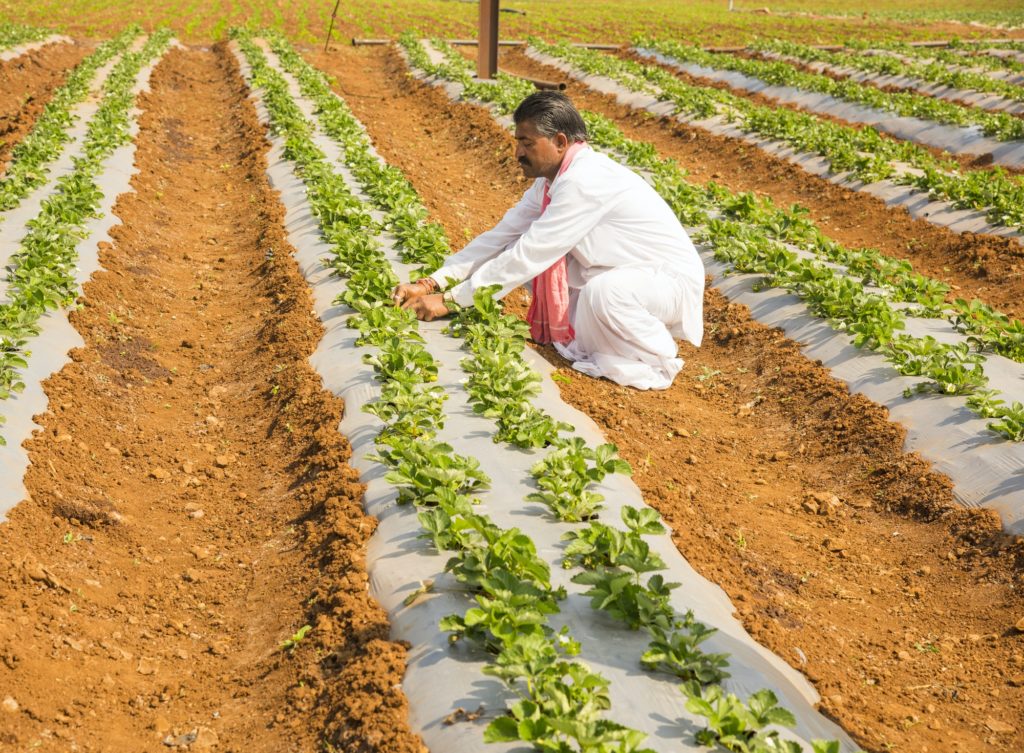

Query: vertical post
left=478, top=0, right=499, bottom=80
left=324, top=0, right=342, bottom=53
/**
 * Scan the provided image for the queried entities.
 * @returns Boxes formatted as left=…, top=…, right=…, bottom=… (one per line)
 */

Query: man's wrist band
left=415, top=276, right=439, bottom=293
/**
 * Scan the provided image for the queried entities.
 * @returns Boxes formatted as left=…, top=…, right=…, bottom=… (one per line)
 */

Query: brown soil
left=0, top=44, right=423, bottom=753
left=304, top=41, right=1024, bottom=753
left=501, top=46, right=1024, bottom=321
left=0, top=41, right=91, bottom=175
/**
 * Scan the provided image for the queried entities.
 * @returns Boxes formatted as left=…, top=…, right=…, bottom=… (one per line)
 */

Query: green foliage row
left=640, top=36, right=1024, bottom=141
left=0, top=27, right=140, bottom=214
left=400, top=33, right=860, bottom=753
left=0, top=28, right=172, bottom=445
left=0, top=22, right=50, bottom=50
left=233, top=30, right=656, bottom=751
left=753, top=38, right=1024, bottom=109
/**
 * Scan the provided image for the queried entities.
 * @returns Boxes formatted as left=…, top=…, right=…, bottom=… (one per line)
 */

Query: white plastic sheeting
left=518, top=49, right=1024, bottom=531
left=526, top=47, right=1024, bottom=247
left=0, top=34, right=74, bottom=62
left=634, top=48, right=1024, bottom=169
left=0, top=39, right=176, bottom=521
left=761, top=50, right=1024, bottom=116
left=236, top=40, right=861, bottom=753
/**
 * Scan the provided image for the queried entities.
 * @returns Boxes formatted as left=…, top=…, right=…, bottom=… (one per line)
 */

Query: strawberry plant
left=363, top=380, right=447, bottom=439
left=362, top=337, right=438, bottom=385
left=440, top=569, right=561, bottom=652
left=641, top=619, right=730, bottom=684
left=370, top=435, right=490, bottom=506
left=529, top=439, right=633, bottom=521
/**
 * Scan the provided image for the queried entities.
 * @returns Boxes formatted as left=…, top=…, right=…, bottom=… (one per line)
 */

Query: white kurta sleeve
left=448, top=178, right=611, bottom=307
left=428, top=179, right=545, bottom=289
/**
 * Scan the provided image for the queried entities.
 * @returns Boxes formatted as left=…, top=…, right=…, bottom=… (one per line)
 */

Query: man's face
left=514, top=119, right=568, bottom=181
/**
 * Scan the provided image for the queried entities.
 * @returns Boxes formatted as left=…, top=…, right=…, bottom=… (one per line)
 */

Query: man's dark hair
left=513, top=91, right=588, bottom=143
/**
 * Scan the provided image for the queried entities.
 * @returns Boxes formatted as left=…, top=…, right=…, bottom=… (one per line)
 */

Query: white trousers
left=554, top=266, right=689, bottom=391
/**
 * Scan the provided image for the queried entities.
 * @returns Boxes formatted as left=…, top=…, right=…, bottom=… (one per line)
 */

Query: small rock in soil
left=137, top=658, right=158, bottom=675
left=985, top=717, right=1016, bottom=734
left=188, top=510, right=204, bottom=520
left=193, top=726, right=219, bottom=752
left=150, top=468, right=170, bottom=480
left=1015, top=616, right=1024, bottom=633
left=803, top=491, right=840, bottom=516
left=2, top=696, right=18, bottom=712
left=163, top=730, right=197, bottom=747
left=182, top=569, right=201, bottom=583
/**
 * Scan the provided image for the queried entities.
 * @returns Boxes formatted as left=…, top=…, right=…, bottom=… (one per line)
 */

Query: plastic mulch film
left=0, top=34, right=73, bottom=62
left=237, top=41, right=862, bottom=753
left=635, top=48, right=1024, bottom=168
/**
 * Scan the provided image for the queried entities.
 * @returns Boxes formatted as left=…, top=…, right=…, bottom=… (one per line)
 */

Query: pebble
left=193, top=727, right=219, bottom=752
left=214, top=454, right=235, bottom=468
left=1015, top=616, right=1024, bottom=633
left=188, top=510, right=205, bottom=520
left=150, top=468, right=170, bottom=480
left=137, top=658, right=157, bottom=676
left=182, top=569, right=201, bottom=583
left=897, top=650, right=912, bottom=661
left=189, top=546, right=210, bottom=560
left=2, top=697, right=18, bottom=712
left=985, top=717, right=1015, bottom=734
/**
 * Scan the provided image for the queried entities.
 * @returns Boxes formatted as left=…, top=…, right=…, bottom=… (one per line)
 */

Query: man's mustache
left=518, top=157, right=531, bottom=166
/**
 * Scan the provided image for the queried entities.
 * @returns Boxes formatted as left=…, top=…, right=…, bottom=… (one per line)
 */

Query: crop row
left=0, top=27, right=139, bottom=214
left=860, top=39, right=1024, bottom=77
left=542, top=38, right=1024, bottom=235
left=750, top=39, right=1024, bottom=110
left=0, top=22, right=50, bottom=51
left=241, top=27, right=856, bottom=752
left=0, top=29, right=172, bottom=443
left=638, top=37, right=1024, bottom=141
left=417, top=37, right=1024, bottom=447
left=233, top=30, right=665, bottom=752
left=389, top=32, right=855, bottom=753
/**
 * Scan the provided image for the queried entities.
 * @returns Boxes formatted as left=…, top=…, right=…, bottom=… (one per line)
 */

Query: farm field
left=0, top=4, right=1023, bottom=753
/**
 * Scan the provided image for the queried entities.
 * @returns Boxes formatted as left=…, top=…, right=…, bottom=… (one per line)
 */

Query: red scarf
left=527, top=141, right=587, bottom=344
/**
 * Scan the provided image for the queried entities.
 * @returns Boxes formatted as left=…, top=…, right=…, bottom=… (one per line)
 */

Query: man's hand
left=391, top=281, right=431, bottom=307
left=402, top=293, right=451, bottom=322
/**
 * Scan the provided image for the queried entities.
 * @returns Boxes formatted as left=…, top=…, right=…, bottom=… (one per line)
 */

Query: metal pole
left=324, top=0, right=342, bottom=53
left=478, top=0, right=499, bottom=79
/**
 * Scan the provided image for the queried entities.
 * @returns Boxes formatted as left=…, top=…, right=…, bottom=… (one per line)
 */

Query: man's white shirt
left=429, top=147, right=705, bottom=348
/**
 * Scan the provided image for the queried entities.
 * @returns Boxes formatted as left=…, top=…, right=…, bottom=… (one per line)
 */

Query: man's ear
left=555, top=132, right=569, bottom=151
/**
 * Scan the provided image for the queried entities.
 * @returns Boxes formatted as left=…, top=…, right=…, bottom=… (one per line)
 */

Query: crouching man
left=392, top=91, right=704, bottom=390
